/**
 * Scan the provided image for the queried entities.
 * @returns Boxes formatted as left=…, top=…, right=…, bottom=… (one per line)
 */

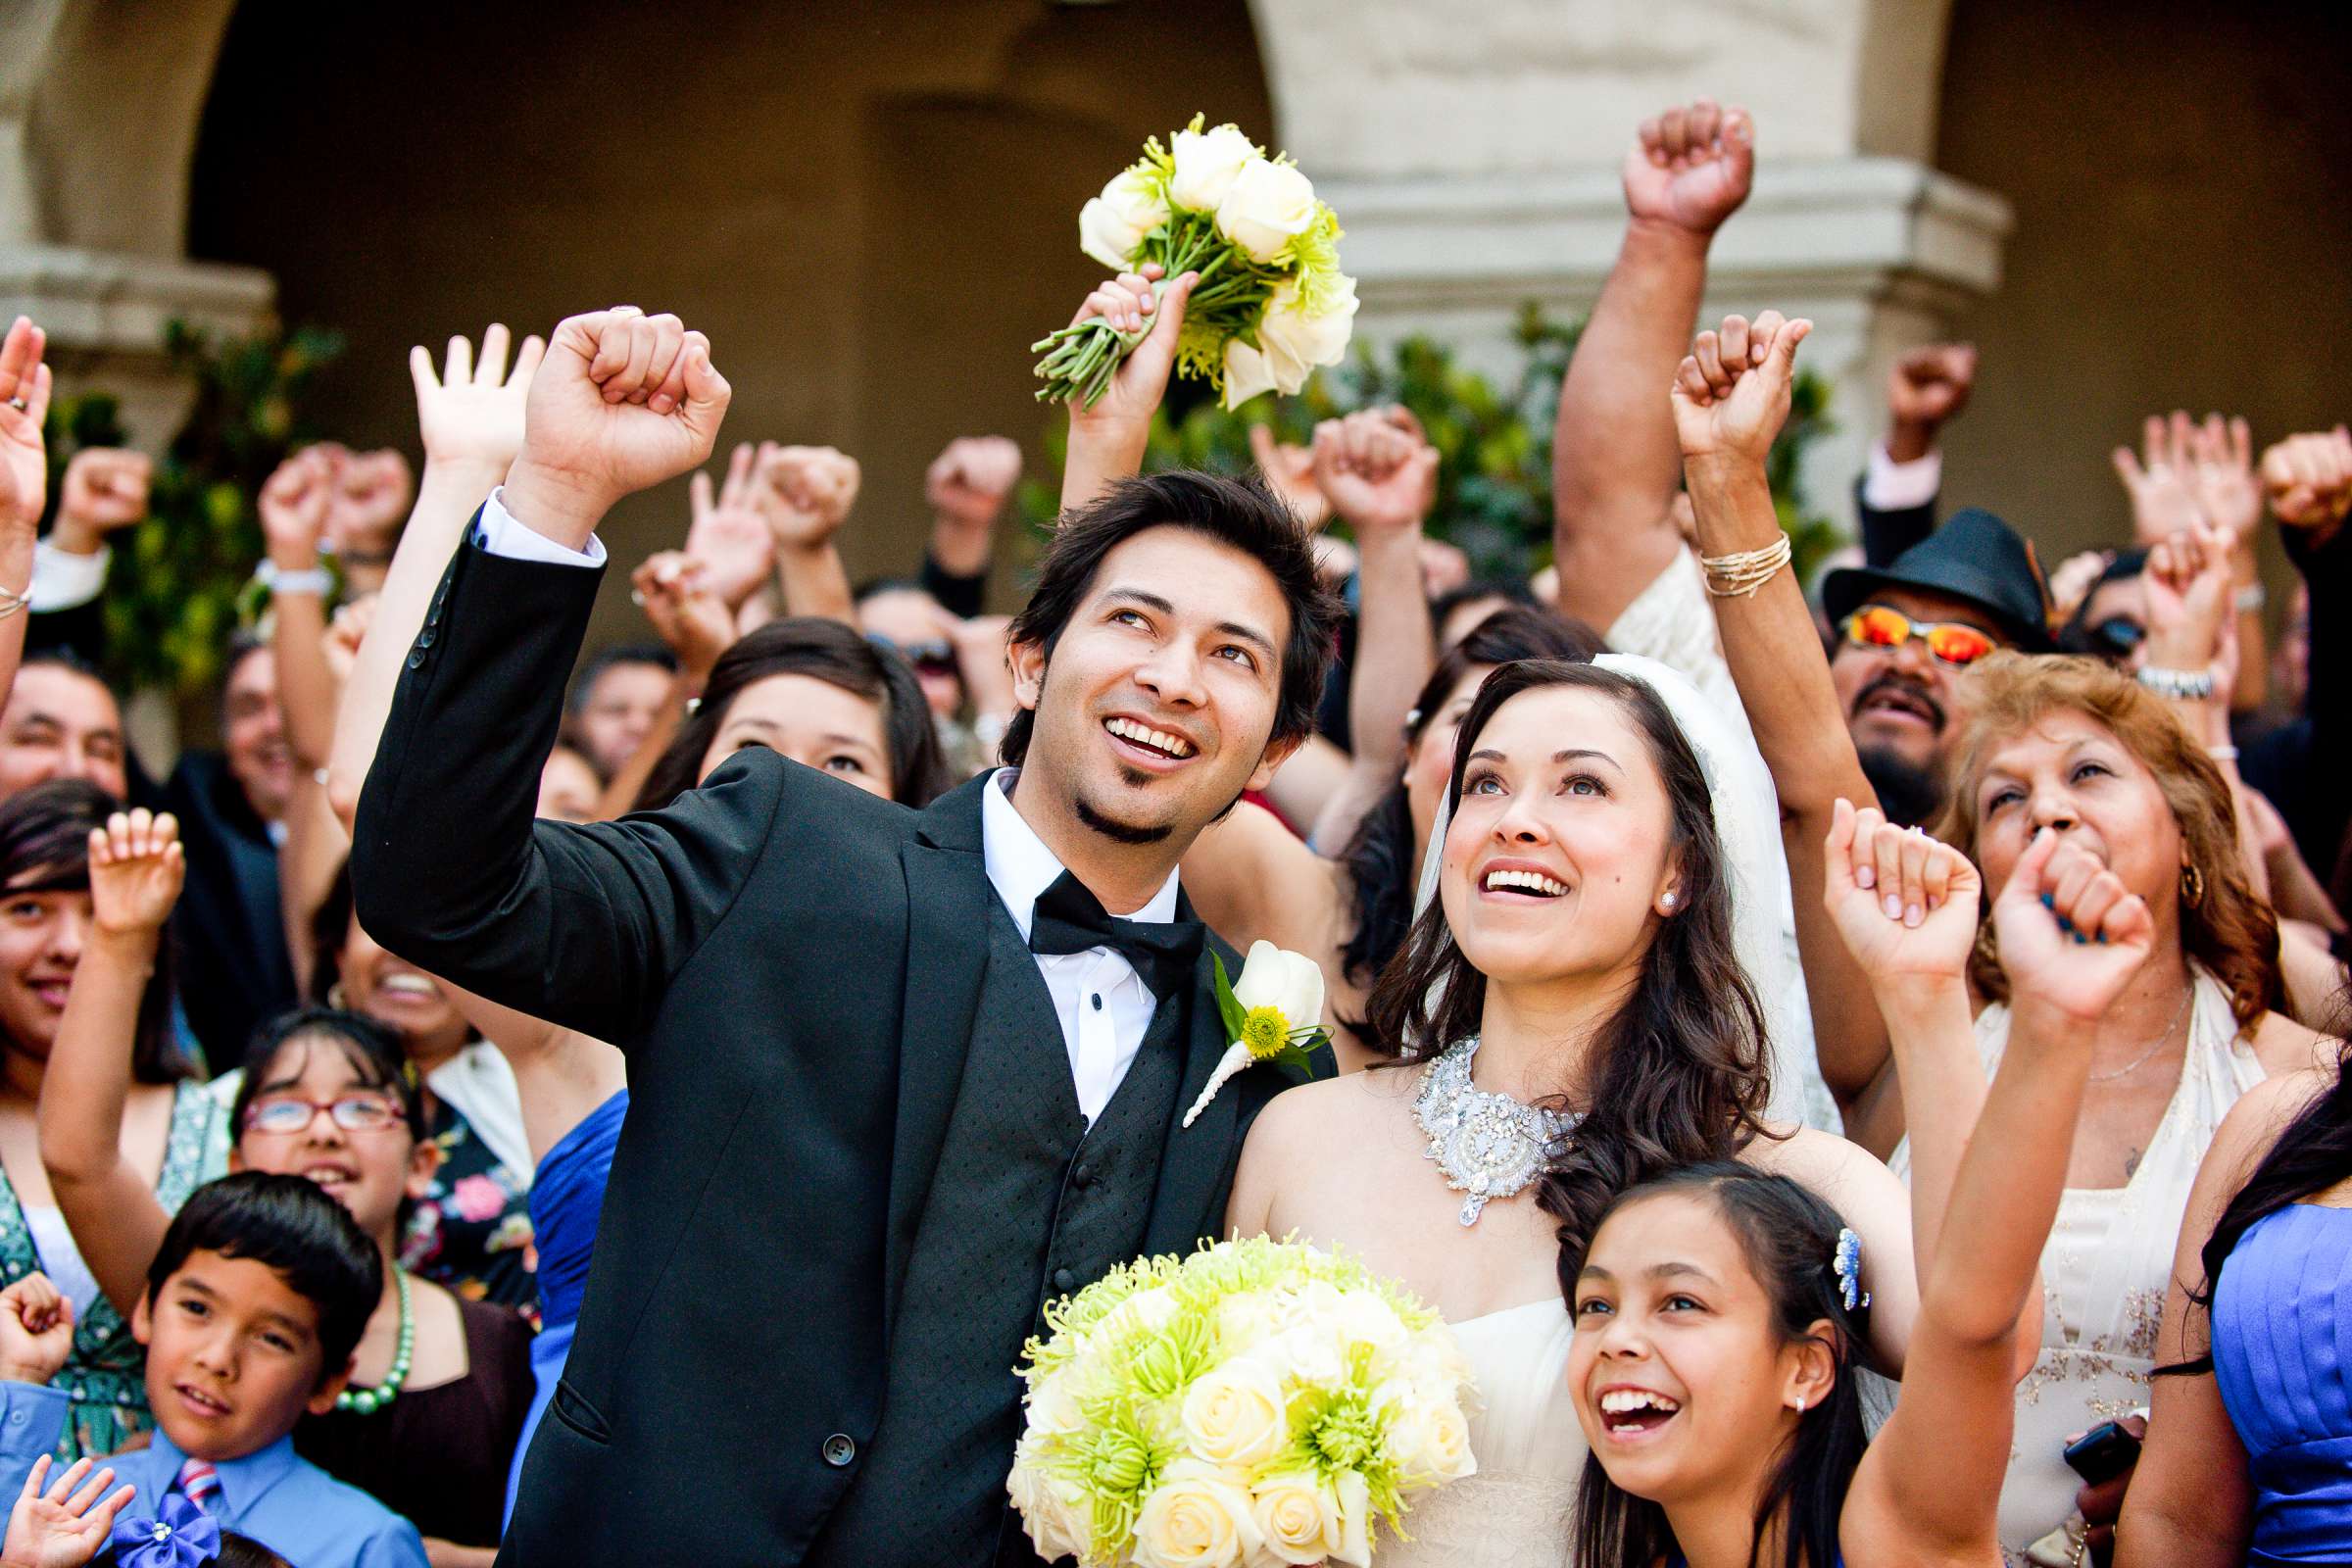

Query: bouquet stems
left=1032, top=214, right=1276, bottom=407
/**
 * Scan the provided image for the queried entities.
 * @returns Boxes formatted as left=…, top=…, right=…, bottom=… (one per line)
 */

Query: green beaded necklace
left=336, top=1267, right=414, bottom=1416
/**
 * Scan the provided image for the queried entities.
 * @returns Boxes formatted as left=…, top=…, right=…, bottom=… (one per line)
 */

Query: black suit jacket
left=352, top=535, right=1307, bottom=1567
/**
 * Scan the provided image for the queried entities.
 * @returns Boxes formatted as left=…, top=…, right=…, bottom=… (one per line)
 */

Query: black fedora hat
left=1821, top=508, right=2054, bottom=653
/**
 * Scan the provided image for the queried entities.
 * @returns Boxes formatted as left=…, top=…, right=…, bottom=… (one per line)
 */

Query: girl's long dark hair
left=1568, top=1163, right=1869, bottom=1568
left=1336, top=609, right=1606, bottom=1004
left=2166, top=994, right=2352, bottom=1377
left=0, top=779, right=188, bottom=1083
left=1362, top=660, right=1773, bottom=1256
left=632, top=617, right=953, bottom=812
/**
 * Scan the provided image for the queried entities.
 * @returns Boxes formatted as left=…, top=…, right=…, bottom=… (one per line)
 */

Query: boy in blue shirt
left=0, top=1172, right=426, bottom=1568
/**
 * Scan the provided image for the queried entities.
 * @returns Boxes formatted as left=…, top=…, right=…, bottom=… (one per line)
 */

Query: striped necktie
left=175, top=1457, right=222, bottom=1515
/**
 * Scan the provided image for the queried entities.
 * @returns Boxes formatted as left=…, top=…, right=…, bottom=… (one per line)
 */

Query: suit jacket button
left=822, top=1433, right=856, bottom=1467
left=405, top=649, right=426, bottom=670
left=1052, top=1267, right=1075, bottom=1293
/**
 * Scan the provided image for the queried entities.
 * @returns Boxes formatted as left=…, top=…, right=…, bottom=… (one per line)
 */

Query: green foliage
left=1017, top=303, right=1841, bottom=590
left=42, top=320, right=343, bottom=697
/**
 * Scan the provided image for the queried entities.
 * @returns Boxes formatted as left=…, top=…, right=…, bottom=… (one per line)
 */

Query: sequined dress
left=1888, top=971, right=2261, bottom=1562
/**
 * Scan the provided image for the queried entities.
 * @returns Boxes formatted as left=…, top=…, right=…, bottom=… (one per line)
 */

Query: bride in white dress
left=1226, top=656, right=1930, bottom=1567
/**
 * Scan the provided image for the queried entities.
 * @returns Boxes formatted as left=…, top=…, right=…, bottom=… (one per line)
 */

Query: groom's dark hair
left=1000, top=470, right=1340, bottom=767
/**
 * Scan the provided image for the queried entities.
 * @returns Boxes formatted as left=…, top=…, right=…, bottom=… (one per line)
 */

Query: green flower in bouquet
left=1034, top=116, right=1359, bottom=412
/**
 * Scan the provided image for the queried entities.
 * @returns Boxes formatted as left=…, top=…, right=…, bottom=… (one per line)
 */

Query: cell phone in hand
left=2062, top=1419, right=2142, bottom=1487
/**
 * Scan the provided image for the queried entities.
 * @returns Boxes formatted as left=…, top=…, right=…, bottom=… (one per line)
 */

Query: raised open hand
left=1670, top=310, right=1813, bottom=471
left=2260, top=426, right=2352, bottom=530
left=1067, top=264, right=1199, bottom=437
left=0, top=1275, right=74, bottom=1387
left=409, top=324, right=547, bottom=476
left=752, top=444, right=860, bottom=554
left=258, top=447, right=333, bottom=567
left=0, top=1457, right=135, bottom=1568
left=685, top=444, right=777, bottom=611
left=630, top=551, right=734, bottom=685
left=1623, top=100, right=1754, bottom=237
left=1990, top=828, right=2156, bottom=1024
left=2185, top=413, right=2260, bottom=545
left=58, top=449, right=152, bottom=536
left=504, top=308, right=731, bottom=547
left=0, top=318, right=55, bottom=538
left=2112, top=412, right=2209, bottom=545
left=1823, top=798, right=1982, bottom=985
left=1885, top=344, right=1977, bottom=461
left=88, top=808, right=185, bottom=938
left=1310, top=408, right=1439, bottom=536
left=926, top=436, right=1023, bottom=532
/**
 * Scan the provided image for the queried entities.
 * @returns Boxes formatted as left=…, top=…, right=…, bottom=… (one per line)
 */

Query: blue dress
left=2212, top=1202, right=2352, bottom=1564
left=503, top=1089, right=627, bottom=1522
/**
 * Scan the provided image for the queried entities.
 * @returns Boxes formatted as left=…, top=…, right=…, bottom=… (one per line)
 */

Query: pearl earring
left=1660, top=892, right=1676, bottom=911
left=1791, top=1394, right=1807, bottom=1414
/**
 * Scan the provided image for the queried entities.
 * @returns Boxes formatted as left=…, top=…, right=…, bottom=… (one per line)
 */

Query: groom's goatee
left=1076, top=795, right=1174, bottom=844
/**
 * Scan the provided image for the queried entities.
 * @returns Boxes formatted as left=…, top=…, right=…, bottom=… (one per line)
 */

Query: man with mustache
left=1818, top=509, right=2055, bottom=826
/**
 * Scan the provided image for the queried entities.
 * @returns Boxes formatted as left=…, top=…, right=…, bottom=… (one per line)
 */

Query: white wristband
left=255, top=560, right=334, bottom=598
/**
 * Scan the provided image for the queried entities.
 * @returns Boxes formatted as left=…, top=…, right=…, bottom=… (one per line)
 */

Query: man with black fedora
left=1819, top=507, right=2054, bottom=825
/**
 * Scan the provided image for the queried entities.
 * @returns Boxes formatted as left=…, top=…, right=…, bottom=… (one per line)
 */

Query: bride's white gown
left=1377, top=1298, right=1584, bottom=1568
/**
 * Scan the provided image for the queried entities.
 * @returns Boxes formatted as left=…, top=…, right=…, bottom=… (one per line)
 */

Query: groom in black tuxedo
left=351, top=305, right=1339, bottom=1568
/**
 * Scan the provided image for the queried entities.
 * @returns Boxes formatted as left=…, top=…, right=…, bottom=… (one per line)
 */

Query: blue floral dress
left=0, top=1081, right=230, bottom=1459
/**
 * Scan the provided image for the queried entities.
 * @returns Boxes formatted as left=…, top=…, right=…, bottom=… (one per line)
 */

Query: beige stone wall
left=1931, top=0, right=2352, bottom=587
left=186, top=0, right=1273, bottom=647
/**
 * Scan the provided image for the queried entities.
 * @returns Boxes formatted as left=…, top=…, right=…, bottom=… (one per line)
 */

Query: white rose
left=1180, top=1358, right=1289, bottom=1468
left=1389, top=1394, right=1478, bottom=1485
left=1249, top=1322, right=1344, bottom=1392
left=1098, top=1286, right=1180, bottom=1343
left=1328, top=1290, right=1410, bottom=1357
left=1080, top=168, right=1171, bottom=271
left=1222, top=339, right=1280, bottom=411
left=1027, top=1367, right=1085, bottom=1436
left=1214, top=1290, right=1281, bottom=1356
left=1133, top=1458, right=1265, bottom=1568
left=1007, top=1439, right=1090, bottom=1561
left=1214, top=158, right=1318, bottom=264
left=1168, top=122, right=1261, bottom=213
left=1255, top=275, right=1359, bottom=394
left=1249, top=1471, right=1347, bottom=1565
left=1328, top=1469, right=1375, bottom=1568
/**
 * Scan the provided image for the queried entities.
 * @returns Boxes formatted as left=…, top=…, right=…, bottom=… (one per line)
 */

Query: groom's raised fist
left=503, top=307, right=732, bottom=552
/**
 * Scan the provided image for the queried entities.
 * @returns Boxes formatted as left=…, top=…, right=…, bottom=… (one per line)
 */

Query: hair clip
left=1833, top=1226, right=1871, bottom=1312
left=109, top=1495, right=220, bottom=1568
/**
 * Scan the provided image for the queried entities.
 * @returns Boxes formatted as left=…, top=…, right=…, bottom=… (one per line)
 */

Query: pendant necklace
left=1412, top=1036, right=1581, bottom=1226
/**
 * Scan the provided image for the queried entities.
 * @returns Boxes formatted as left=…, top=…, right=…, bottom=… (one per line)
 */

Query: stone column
left=0, top=0, right=272, bottom=450
left=1249, top=0, right=2011, bottom=534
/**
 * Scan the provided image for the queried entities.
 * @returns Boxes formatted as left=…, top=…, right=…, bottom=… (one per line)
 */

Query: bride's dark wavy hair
left=1362, top=660, right=1774, bottom=1258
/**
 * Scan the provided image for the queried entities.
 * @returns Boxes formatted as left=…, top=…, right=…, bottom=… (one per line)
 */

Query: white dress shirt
left=472, top=496, right=1179, bottom=1123
left=980, top=769, right=1179, bottom=1123
left=1860, top=441, right=1943, bottom=512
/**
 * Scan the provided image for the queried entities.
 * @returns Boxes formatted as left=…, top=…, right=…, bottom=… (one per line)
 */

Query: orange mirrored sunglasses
left=1839, top=606, right=1995, bottom=666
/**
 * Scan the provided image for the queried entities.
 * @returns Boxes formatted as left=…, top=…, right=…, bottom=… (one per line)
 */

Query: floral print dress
left=0, top=1080, right=230, bottom=1460
left=401, top=1100, right=537, bottom=1317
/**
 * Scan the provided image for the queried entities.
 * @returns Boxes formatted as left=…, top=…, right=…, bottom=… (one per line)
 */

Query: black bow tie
left=1027, top=870, right=1203, bottom=1000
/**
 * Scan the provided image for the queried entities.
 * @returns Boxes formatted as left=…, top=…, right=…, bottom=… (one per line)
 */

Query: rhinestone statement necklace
left=1413, top=1037, right=1581, bottom=1226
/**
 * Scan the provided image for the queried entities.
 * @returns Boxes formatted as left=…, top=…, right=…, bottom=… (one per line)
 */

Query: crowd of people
left=0, top=92, right=2335, bottom=1568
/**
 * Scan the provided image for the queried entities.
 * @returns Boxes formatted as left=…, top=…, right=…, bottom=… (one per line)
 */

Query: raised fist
left=1824, top=798, right=1982, bottom=986
left=925, top=436, right=1023, bottom=532
left=0, top=1275, right=73, bottom=1388
left=1671, top=310, right=1813, bottom=472
left=1885, top=345, right=1977, bottom=461
left=258, top=447, right=334, bottom=568
left=1623, top=100, right=1754, bottom=238
left=753, top=443, right=860, bottom=553
left=1990, top=829, right=2156, bottom=1024
left=2140, top=521, right=2235, bottom=678
left=1310, top=408, right=1439, bottom=537
left=409, top=324, right=545, bottom=475
left=1067, top=264, right=1198, bottom=434
left=58, top=450, right=152, bottom=537
left=631, top=551, right=735, bottom=685
left=686, top=443, right=778, bottom=611
left=0, top=317, right=54, bottom=538
left=88, top=808, right=185, bottom=938
left=322, top=447, right=414, bottom=560
left=506, top=307, right=731, bottom=547
left=2260, top=426, right=2352, bottom=530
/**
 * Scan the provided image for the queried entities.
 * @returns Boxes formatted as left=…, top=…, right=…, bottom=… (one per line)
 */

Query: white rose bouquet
left=1008, top=1237, right=1479, bottom=1567
left=1034, top=116, right=1358, bottom=410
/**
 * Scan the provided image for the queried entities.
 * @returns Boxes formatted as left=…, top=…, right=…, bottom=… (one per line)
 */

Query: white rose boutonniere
left=1181, top=940, right=1329, bottom=1127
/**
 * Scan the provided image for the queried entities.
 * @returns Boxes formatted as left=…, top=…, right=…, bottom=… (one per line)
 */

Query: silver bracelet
left=255, top=560, right=334, bottom=598
left=2208, top=744, right=2239, bottom=761
left=2136, top=664, right=2216, bottom=702
left=0, top=581, right=24, bottom=622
